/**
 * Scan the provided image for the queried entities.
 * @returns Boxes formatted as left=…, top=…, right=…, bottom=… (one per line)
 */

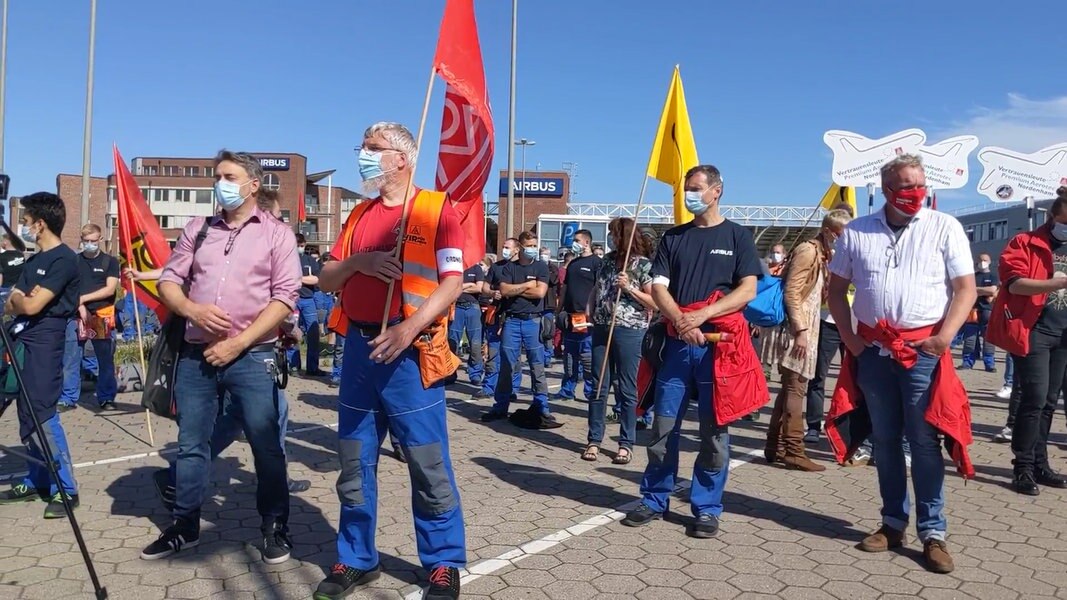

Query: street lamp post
left=515, top=138, right=535, bottom=232
left=81, top=0, right=98, bottom=226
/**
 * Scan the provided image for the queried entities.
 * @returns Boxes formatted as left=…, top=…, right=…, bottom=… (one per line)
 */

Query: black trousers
left=805, top=320, right=843, bottom=430
left=1011, top=330, right=1067, bottom=472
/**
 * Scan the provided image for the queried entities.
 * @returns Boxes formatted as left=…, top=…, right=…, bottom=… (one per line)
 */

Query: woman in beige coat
left=762, top=209, right=852, bottom=471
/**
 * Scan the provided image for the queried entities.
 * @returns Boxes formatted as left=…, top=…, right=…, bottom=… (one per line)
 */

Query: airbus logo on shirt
left=36, top=269, right=46, bottom=275
left=579, top=267, right=592, bottom=272
left=526, top=275, right=538, bottom=280
left=93, top=268, right=105, bottom=273
left=709, top=249, right=734, bottom=256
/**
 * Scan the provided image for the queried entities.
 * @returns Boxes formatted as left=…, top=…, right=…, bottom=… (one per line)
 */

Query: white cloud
left=938, top=93, right=1067, bottom=151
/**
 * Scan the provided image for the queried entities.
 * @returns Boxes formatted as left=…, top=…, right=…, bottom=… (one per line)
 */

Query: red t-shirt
left=331, top=192, right=463, bottom=324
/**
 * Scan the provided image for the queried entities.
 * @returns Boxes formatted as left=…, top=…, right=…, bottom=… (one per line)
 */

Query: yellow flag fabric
left=818, top=183, right=856, bottom=216
left=646, top=66, right=699, bottom=224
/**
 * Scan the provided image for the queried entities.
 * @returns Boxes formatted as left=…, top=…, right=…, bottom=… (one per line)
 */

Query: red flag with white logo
left=433, top=0, right=494, bottom=269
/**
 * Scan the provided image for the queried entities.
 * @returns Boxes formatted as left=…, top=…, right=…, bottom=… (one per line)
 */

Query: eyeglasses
left=224, top=228, right=243, bottom=256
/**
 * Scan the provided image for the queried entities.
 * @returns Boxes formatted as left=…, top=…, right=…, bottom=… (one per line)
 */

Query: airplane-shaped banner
left=976, top=143, right=1067, bottom=203
left=824, top=129, right=926, bottom=187
left=918, top=135, right=980, bottom=190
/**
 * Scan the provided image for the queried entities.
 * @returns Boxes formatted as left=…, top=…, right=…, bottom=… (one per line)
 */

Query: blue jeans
left=173, top=345, right=288, bottom=533
left=21, top=416, right=78, bottom=497
left=332, top=335, right=345, bottom=384
left=542, top=312, right=554, bottom=367
left=448, top=304, right=483, bottom=384
left=588, top=325, right=644, bottom=449
left=481, top=321, right=520, bottom=396
left=336, top=328, right=465, bottom=570
left=493, top=317, right=548, bottom=414
left=1004, top=354, right=1014, bottom=387
left=856, top=346, right=946, bottom=541
left=639, top=338, right=729, bottom=518
left=960, top=322, right=994, bottom=369
left=560, top=330, right=593, bottom=400
left=289, top=297, right=321, bottom=373
left=60, top=318, right=117, bottom=406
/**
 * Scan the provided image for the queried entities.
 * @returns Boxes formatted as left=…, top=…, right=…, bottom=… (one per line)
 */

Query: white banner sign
left=976, top=143, right=1067, bottom=202
left=918, top=135, right=979, bottom=190
left=824, top=129, right=927, bottom=187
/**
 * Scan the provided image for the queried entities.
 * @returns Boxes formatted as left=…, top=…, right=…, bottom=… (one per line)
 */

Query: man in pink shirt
left=140, top=151, right=301, bottom=565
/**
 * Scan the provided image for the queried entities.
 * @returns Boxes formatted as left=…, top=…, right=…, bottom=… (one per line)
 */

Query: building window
left=204, top=167, right=215, bottom=178
left=173, top=189, right=192, bottom=203
left=164, top=165, right=180, bottom=176
left=157, top=215, right=171, bottom=228
left=263, top=173, right=280, bottom=191
left=141, top=165, right=157, bottom=176
left=184, top=166, right=200, bottom=176
left=194, top=189, right=213, bottom=204
left=281, top=210, right=291, bottom=223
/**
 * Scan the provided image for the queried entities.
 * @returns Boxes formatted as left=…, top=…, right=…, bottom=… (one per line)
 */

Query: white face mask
left=979, top=260, right=990, bottom=270
left=771, top=252, right=783, bottom=263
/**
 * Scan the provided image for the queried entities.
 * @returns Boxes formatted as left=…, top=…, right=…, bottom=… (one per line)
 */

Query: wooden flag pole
left=116, top=192, right=154, bottom=446
left=380, top=64, right=438, bottom=334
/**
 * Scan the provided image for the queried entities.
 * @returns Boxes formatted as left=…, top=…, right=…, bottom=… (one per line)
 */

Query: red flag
left=298, top=190, right=307, bottom=222
left=433, top=0, right=494, bottom=269
left=114, top=145, right=172, bottom=319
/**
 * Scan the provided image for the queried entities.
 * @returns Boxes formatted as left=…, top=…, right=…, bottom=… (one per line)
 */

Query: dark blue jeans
left=493, top=317, right=548, bottom=414
left=855, top=346, right=945, bottom=541
left=561, top=330, right=593, bottom=400
left=173, top=345, right=288, bottom=533
left=960, top=322, right=994, bottom=369
left=289, top=297, right=321, bottom=373
left=481, top=321, right=521, bottom=396
left=588, top=325, right=644, bottom=449
left=448, top=304, right=483, bottom=384
left=60, top=318, right=116, bottom=406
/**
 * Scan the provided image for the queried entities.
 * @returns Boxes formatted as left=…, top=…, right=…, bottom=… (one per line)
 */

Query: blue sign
left=560, top=221, right=579, bottom=248
left=259, top=157, right=290, bottom=171
left=498, top=177, right=565, bottom=198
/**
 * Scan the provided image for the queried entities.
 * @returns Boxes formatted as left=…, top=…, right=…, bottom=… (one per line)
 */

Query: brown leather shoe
left=923, top=539, right=954, bottom=573
left=781, top=455, right=826, bottom=472
left=858, top=525, right=906, bottom=552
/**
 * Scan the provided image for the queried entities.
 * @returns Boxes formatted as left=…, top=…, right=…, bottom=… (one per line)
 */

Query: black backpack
left=141, top=220, right=211, bottom=419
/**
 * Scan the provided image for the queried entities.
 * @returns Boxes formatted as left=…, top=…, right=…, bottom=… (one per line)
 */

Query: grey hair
left=880, top=153, right=924, bottom=187
left=822, top=208, right=853, bottom=230
left=214, top=150, right=265, bottom=188
left=364, top=122, right=418, bottom=164
left=685, top=164, right=723, bottom=188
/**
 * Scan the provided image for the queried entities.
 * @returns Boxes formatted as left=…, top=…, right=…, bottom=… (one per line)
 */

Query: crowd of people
left=0, top=120, right=1062, bottom=599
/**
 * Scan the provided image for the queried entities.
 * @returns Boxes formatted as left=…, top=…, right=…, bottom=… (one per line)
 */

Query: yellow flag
left=818, top=183, right=856, bottom=216
left=647, top=66, right=699, bottom=224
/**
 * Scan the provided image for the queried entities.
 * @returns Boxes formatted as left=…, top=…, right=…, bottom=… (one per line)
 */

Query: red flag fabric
left=114, top=145, right=172, bottom=319
left=931, top=192, right=938, bottom=211
left=298, top=190, right=307, bottom=222
left=433, top=0, right=494, bottom=269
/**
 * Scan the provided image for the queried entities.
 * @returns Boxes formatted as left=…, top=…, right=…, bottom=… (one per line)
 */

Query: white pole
left=505, top=0, right=517, bottom=240
left=80, top=0, right=98, bottom=225
left=326, top=174, right=333, bottom=240
left=0, top=0, right=8, bottom=171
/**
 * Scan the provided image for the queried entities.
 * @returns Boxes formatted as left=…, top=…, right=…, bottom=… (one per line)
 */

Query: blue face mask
left=20, top=224, right=35, bottom=244
left=358, top=148, right=399, bottom=182
left=684, top=190, right=710, bottom=216
left=523, top=247, right=539, bottom=261
left=1052, top=222, right=1067, bottom=242
left=215, top=180, right=248, bottom=211
left=501, top=248, right=512, bottom=260
left=571, top=241, right=585, bottom=254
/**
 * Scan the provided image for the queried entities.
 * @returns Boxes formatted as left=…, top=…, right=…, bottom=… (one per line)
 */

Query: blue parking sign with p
left=560, top=221, right=579, bottom=248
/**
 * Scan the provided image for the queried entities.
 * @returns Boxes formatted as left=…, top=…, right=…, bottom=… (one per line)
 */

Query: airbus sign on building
left=498, top=176, right=566, bottom=198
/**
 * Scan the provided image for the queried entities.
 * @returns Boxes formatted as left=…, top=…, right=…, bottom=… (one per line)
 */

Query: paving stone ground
left=0, top=352, right=1065, bottom=599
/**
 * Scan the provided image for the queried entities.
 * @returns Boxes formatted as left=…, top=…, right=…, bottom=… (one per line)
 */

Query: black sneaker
left=329, top=380, right=340, bottom=389
left=43, top=493, right=79, bottom=519
left=686, top=514, right=720, bottom=538
left=288, top=478, right=312, bottom=493
left=1013, top=471, right=1040, bottom=496
left=262, top=525, right=292, bottom=565
left=57, top=403, right=77, bottom=413
left=99, top=402, right=118, bottom=412
left=479, top=410, right=508, bottom=422
left=141, top=524, right=200, bottom=560
left=471, top=390, right=492, bottom=401
left=392, top=443, right=407, bottom=463
left=621, top=504, right=662, bottom=527
left=1037, top=468, right=1067, bottom=489
left=314, top=563, right=381, bottom=600
left=425, top=566, right=460, bottom=600
left=152, top=468, right=176, bottom=511
left=0, top=483, right=41, bottom=504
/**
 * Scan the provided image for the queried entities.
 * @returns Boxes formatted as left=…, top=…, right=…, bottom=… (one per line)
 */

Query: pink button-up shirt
left=159, top=207, right=300, bottom=344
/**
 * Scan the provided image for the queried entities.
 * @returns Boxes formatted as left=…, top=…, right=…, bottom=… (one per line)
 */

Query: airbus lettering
left=498, top=177, right=565, bottom=198
left=259, top=157, right=290, bottom=171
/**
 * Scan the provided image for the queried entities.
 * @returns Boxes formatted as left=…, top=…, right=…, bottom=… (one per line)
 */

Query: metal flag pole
left=0, top=0, right=8, bottom=171
left=379, top=65, right=437, bottom=333
left=866, top=182, right=875, bottom=215
left=1026, top=196, right=1035, bottom=231
left=80, top=0, right=97, bottom=225
left=505, top=0, right=517, bottom=240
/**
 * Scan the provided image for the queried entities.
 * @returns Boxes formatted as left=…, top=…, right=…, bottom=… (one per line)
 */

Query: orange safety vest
left=327, top=190, right=459, bottom=388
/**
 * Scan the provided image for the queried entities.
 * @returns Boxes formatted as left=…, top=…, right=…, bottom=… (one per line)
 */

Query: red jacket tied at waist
left=825, top=320, right=974, bottom=478
left=640, top=290, right=768, bottom=424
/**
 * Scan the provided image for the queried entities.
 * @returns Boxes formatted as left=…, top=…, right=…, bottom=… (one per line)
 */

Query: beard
left=361, top=175, right=386, bottom=196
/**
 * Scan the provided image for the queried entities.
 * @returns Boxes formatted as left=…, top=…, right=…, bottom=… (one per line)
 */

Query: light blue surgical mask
left=501, top=247, right=512, bottom=260
left=20, top=224, right=36, bottom=244
left=358, top=148, right=399, bottom=182
left=523, top=247, right=539, bottom=261
left=571, top=241, right=585, bottom=254
left=215, top=180, right=248, bottom=211
left=684, top=190, right=709, bottom=216
left=82, top=242, right=100, bottom=255
left=1052, top=222, right=1067, bottom=242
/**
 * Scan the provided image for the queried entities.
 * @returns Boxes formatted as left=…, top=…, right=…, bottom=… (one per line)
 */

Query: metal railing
left=301, top=232, right=336, bottom=243
left=564, top=203, right=825, bottom=227
left=303, top=204, right=334, bottom=216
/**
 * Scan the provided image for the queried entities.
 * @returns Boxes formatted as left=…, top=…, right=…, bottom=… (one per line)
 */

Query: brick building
left=14, top=153, right=364, bottom=253
left=495, top=169, right=570, bottom=251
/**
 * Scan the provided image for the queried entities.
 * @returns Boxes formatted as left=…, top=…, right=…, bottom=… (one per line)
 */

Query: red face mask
left=888, top=186, right=927, bottom=216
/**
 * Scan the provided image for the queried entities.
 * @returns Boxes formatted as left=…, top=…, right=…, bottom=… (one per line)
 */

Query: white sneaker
left=993, top=426, right=1012, bottom=443
left=996, top=386, right=1012, bottom=400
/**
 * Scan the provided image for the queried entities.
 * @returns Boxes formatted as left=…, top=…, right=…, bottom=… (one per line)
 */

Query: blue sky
left=3, top=0, right=1067, bottom=214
